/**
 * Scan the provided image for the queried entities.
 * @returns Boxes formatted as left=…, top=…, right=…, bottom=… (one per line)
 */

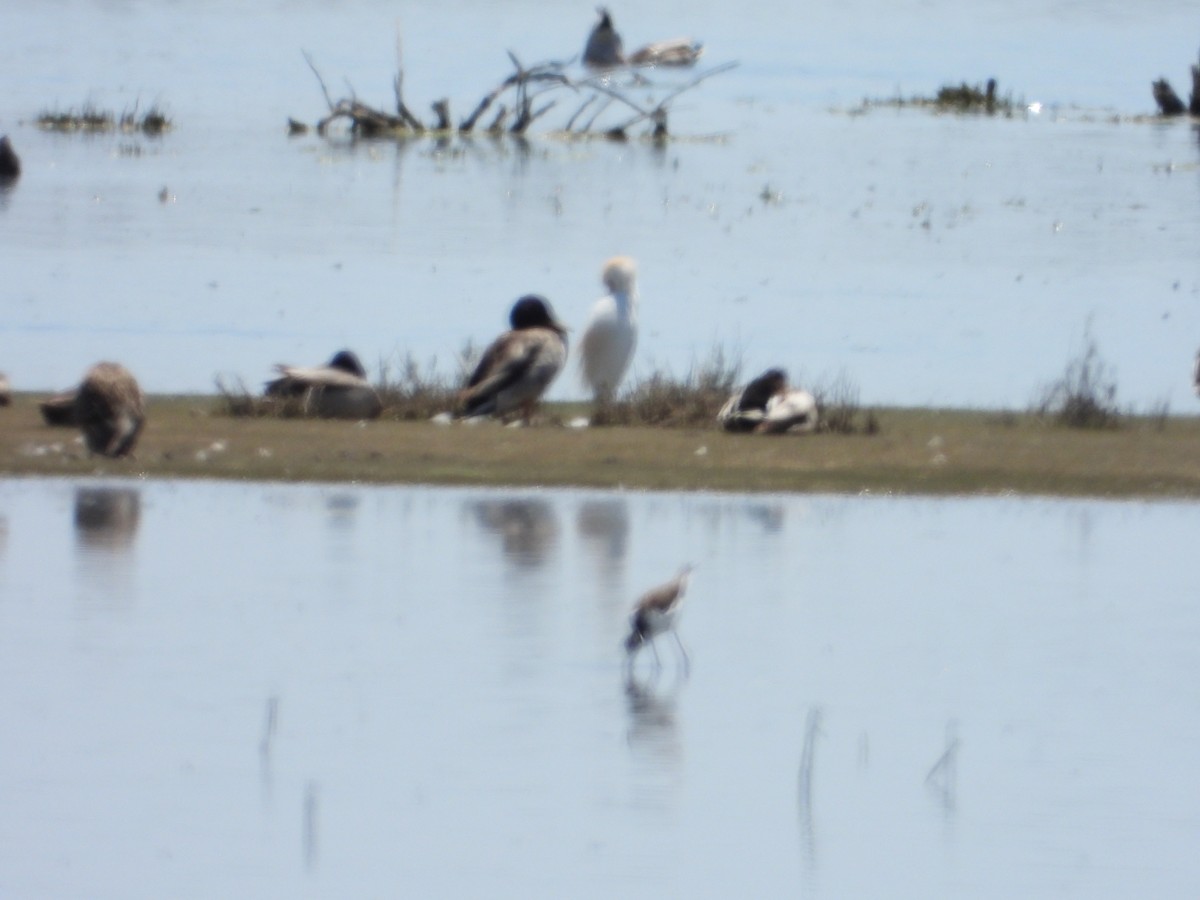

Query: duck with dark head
left=459, top=295, right=568, bottom=425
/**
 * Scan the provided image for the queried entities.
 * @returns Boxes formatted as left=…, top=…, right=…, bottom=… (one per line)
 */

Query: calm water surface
left=0, top=477, right=1197, bottom=897
left=2, top=0, right=1199, bottom=409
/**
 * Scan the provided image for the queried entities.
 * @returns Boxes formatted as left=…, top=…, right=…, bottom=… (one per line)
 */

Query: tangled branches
left=294, top=49, right=736, bottom=142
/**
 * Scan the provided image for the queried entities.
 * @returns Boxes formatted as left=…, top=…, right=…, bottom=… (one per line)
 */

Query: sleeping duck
left=718, top=368, right=818, bottom=434
left=75, top=361, right=146, bottom=458
left=459, top=295, right=568, bottom=424
left=583, top=8, right=704, bottom=70
left=265, top=349, right=382, bottom=420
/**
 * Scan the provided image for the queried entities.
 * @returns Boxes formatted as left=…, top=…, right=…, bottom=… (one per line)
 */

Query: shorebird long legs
left=624, top=565, right=693, bottom=677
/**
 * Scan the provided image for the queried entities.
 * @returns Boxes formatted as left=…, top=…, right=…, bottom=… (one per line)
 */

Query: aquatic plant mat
left=4, top=395, right=1200, bottom=498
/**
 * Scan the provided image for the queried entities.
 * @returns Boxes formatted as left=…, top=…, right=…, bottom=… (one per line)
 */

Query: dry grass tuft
left=591, top=346, right=741, bottom=427
left=1033, top=331, right=1121, bottom=429
left=811, top=371, right=878, bottom=435
left=375, top=352, right=463, bottom=421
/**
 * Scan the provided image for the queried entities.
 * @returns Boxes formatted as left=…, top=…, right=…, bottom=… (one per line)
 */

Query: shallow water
left=0, top=478, right=1197, bottom=897
left=2, top=0, right=1199, bottom=410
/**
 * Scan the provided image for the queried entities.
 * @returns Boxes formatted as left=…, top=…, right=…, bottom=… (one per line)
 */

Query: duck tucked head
left=327, top=349, right=368, bottom=378
left=739, top=368, right=788, bottom=412
left=601, top=256, right=638, bottom=296
left=510, top=294, right=568, bottom=337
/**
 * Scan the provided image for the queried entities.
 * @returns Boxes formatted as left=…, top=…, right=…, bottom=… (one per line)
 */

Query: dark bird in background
left=459, top=295, right=568, bottom=424
left=265, top=349, right=382, bottom=419
left=583, top=7, right=704, bottom=70
left=0, top=136, right=20, bottom=183
left=583, top=7, right=624, bottom=68
left=74, top=361, right=145, bottom=458
left=624, top=564, right=693, bottom=675
left=1193, top=349, right=1200, bottom=397
left=718, top=367, right=818, bottom=434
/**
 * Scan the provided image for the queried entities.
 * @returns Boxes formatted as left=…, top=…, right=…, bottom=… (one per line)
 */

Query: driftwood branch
left=297, top=48, right=735, bottom=140
left=393, top=72, right=426, bottom=131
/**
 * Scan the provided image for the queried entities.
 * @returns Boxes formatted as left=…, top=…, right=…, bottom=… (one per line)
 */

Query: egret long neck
left=612, top=288, right=637, bottom=321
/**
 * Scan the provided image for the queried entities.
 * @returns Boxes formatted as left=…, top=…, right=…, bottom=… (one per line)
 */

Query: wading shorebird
left=717, top=367, right=818, bottom=434
left=624, top=564, right=693, bottom=675
left=579, top=256, right=638, bottom=405
left=459, top=295, right=569, bottom=424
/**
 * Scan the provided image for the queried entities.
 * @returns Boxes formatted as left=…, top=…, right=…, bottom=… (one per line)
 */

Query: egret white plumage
left=718, top=368, right=818, bottom=434
left=459, top=295, right=568, bottom=424
left=579, top=256, right=639, bottom=404
left=624, top=564, right=693, bottom=675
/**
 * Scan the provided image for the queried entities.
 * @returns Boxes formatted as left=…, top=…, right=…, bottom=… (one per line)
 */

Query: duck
left=583, top=8, right=704, bottom=70
left=265, top=349, right=382, bottom=419
left=0, top=136, right=19, bottom=183
left=579, top=256, right=639, bottom=404
left=718, top=368, right=819, bottom=434
left=459, top=295, right=568, bottom=424
left=624, top=565, right=693, bottom=676
left=583, top=8, right=624, bottom=69
left=74, top=361, right=145, bottom=458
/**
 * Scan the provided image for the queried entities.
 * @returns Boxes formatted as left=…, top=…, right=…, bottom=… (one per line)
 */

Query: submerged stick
left=797, top=706, right=822, bottom=810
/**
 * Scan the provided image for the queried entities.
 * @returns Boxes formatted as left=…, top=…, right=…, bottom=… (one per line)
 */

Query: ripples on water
left=1, top=0, right=1199, bottom=409
left=0, top=478, right=1198, bottom=897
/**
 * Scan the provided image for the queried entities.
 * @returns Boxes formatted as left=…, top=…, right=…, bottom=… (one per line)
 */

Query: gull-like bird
left=579, top=256, right=638, bottom=404
left=624, top=564, right=693, bottom=675
left=459, top=295, right=569, bottom=424
left=718, top=368, right=818, bottom=434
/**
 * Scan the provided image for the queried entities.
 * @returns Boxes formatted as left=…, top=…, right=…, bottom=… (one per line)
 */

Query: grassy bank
left=3, top=394, right=1200, bottom=498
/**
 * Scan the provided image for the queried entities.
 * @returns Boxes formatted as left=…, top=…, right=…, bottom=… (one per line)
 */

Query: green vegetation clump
left=854, top=78, right=1019, bottom=117
left=1032, top=332, right=1121, bottom=429
left=37, top=101, right=172, bottom=134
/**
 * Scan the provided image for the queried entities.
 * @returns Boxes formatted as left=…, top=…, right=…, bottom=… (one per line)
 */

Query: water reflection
left=797, top=706, right=823, bottom=895
left=576, top=497, right=629, bottom=583
left=624, top=673, right=683, bottom=767
left=468, top=497, right=559, bottom=567
left=324, top=491, right=360, bottom=531
left=74, top=486, right=141, bottom=552
left=73, top=486, right=141, bottom=611
left=924, top=719, right=960, bottom=816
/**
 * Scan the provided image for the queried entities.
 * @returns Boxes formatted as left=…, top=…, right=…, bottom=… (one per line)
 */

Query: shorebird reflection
left=624, top=672, right=683, bottom=763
